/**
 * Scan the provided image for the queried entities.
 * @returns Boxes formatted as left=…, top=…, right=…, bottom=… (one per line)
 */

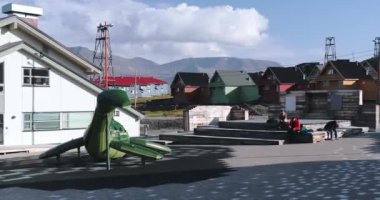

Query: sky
left=2, top=0, right=380, bottom=66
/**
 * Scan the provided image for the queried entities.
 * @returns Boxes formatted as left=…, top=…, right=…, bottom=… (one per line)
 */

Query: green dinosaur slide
left=39, top=90, right=171, bottom=161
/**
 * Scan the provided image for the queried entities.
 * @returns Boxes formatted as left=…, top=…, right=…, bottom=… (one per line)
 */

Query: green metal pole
left=106, top=114, right=110, bottom=171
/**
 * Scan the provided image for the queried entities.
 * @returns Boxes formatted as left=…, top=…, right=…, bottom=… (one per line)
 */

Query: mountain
left=69, top=46, right=281, bottom=83
left=158, top=57, right=281, bottom=82
left=69, top=46, right=159, bottom=76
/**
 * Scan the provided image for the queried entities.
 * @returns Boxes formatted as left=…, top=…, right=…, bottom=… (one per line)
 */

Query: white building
left=0, top=3, right=144, bottom=145
left=109, top=76, right=170, bottom=98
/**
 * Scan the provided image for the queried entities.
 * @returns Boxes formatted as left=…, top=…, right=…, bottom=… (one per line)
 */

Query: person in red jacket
left=289, top=117, right=301, bottom=132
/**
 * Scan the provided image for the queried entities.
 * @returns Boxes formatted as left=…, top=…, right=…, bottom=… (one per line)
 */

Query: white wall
left=114, top=109, right=140, bottom=137
left=2, top=51, right=96, bottom=145
left=184, top=105, right=232, bottom=131
left=2, top=51, right=140, bottom=145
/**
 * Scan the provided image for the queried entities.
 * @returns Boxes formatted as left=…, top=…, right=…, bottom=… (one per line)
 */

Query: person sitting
left=324, top=120, right=339, bottom=140
left=288, top=117, right=301, bottom=133
left=279, top=110, right=287, bottom=123
left=278, top=110, right=288, bottom=129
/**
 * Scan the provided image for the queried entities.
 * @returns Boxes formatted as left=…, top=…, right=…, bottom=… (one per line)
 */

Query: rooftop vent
left=2, top=3, right=43, bottom=28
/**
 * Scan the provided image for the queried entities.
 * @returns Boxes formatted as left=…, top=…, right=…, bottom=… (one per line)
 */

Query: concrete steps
left=302, top=112, right=330, bottom=119
left=159, top=134, right=284, bottom=145
left=157, top=119, right=367, bottom=146
left=219, top=120, right=351, bottom=132
left=218, top=121, right=277, bottom=130
left=194, top=126, right=288, bottom=140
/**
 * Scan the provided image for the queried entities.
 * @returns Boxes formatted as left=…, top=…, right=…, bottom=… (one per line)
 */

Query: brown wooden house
left=315, top=59, right=375, bottom=101
left=171, top=72, right=209, bottom=105
left=260, top=67, right=306, bottom=104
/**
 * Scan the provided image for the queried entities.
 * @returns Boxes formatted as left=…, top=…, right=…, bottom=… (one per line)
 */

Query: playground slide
left=40, top=89, right=171, bottom=162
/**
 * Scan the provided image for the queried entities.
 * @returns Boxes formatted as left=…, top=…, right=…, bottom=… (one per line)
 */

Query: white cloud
left=12, top=0, right=281, bottom=63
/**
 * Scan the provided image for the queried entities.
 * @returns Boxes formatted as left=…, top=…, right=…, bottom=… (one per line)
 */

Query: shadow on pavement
left=0, top=146, right=234, bottom=190
left=359, top=133, right=380, bottom=154
left=1, top=159, right=380, bottom=199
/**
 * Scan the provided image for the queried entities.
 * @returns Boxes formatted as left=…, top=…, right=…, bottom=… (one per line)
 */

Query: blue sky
left=140, top=0, right=380, bottom=64
left=3, top=0, right=380, bottom=66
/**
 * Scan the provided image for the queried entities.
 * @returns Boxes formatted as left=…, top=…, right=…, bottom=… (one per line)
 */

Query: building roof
left=211, top=70, right=255, bottom=86
left=330, top=60, right=371, bottom=79
left=248, top=71, right=264, bottom=85
left=268, top=67, right=305, bottom=83
left=361, top=57, right=379, bottom=72
left=0, top=16, right=101, bottom=74
left=174, top=72, right=209, bottom=87
left=109, top=76, right=166, bottom=87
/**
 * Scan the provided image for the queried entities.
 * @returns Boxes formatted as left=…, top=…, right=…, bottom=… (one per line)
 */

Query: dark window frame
left=23, top=67, right=50, bottom=87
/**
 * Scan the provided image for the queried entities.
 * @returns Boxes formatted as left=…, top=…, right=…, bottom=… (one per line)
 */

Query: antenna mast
left=374, top=37, right=380, bottom=58
left=324, top=36, right=336, bottom=64
left=93, top=22, right=113, bottom=89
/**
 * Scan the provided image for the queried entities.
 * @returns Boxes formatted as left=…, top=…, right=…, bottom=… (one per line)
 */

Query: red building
left=260, top=67, right=306, bottom=104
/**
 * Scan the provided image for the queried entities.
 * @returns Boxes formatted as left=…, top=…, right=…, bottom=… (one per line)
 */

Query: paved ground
left=0, top=133, right=380, bottom=199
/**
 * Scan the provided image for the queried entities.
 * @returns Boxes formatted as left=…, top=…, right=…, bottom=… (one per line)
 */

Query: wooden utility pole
left=134, top=71, right=138, bottom=108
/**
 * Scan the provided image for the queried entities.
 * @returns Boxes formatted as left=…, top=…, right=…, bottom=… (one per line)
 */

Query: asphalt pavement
left=0, top=133, right=379, bottom=199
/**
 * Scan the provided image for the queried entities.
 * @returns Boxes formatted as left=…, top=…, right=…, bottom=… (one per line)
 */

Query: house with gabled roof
left=209, top=70, right=259, bottom=105
left=171, top=72, right=209, bottom=105
left=315, top=59, right=375, bottom=101
left=0, top=3, right=144, bottom=145
left=260, top=67, right=307, bottom=104
left=360, top=57, right=379, bottom=80
left=295, top=62, right=323, bottom=82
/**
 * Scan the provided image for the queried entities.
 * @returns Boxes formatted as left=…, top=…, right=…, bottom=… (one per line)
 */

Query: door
left=285, top=95, right=296, bottom=111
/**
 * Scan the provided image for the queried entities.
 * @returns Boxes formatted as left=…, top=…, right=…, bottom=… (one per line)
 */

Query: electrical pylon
left=93, top=22, right=113, bottom=89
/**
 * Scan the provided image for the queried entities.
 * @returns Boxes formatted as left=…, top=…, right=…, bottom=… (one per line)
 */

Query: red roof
left=107, top=76, right=167, bottom=87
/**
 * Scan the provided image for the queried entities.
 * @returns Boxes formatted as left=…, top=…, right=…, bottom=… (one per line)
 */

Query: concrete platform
left=159, top=134, right=284, bottom=145
left=289, top=131, right=325, bottom=143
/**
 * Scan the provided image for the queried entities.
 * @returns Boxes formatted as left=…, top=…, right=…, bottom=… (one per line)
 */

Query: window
left=23, top=68, right=49, bottom=86
left=23, top=112, right=93, bottom=131
left=62, top=112, right=93, bottom=129
left=23, top=113, right=60, bottom=131
left=322, top=81, right=330, bottom=87
left=264, top=85, right=270, bottom=91
left=327, top=69, right=335, bottom=75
